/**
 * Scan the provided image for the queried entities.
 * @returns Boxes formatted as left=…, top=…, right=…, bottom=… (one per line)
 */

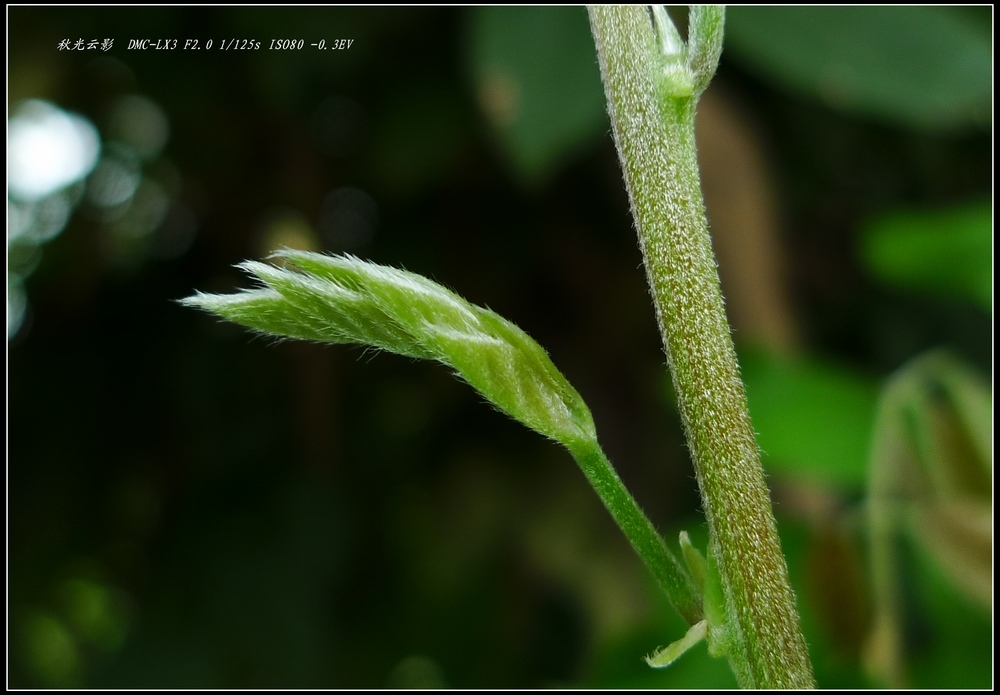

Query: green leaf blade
left=183, top=251, right=595, bottom=447
left=860, top=202, right=992, bottom=312
left=468, top=6, right=607, bottom=185
left=725, top=7, right=990, bottom=131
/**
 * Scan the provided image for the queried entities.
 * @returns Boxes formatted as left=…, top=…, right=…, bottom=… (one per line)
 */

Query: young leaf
left=687, top=5, right=725, bottom=95
left=182, top=250, right=704, bottom=626
left=182, top=250, right=596, bottom=447
left=679, top=530, right=707, bottom=591
left=646, top=619, right=708, bottom=669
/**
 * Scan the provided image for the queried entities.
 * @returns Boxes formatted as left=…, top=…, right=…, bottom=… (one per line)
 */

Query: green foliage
left=467, top=6, right=607, bottom=184
left=860, top=202, right=992, bottom=312
left=11, top=5, right=988, bottom=690
left=741, top=351, right=879, bottom=488
left=645, top=527, right=729, bottom=669
left=20, top=613, right=82, bottom=688
left=183, top=250, right=596, bottom=447
left=865, top=351, right=991, bottom=687
left=724, top=7, right=991, bottom=130
left=182, top=249, right=704, bottom=628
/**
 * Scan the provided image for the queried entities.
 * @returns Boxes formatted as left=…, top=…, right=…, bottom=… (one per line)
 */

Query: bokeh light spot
left=107, top=94, right=170, bottom=161
left=8, top=100, right=100, bottom=202
left=20, top=613, right=82, bottom=689
left=59, top=578, right=130, bottom=653
left=87, top=147, right=142, bottom=210
left=259, top=208, right=319, bottom=256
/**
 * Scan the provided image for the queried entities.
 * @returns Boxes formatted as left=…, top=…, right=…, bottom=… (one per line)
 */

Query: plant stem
left=588, top=6, right=814, bottom=688
left=567, top=440, right=702, bottom=626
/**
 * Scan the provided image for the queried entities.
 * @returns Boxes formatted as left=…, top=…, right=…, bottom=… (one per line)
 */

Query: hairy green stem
left=588, top=6, right=814, bottom=688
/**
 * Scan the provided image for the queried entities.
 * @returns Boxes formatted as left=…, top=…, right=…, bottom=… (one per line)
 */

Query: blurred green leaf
left=725, top=7, right=991, bottom=130
left=864, top=351, right=991, bottom=687
left=467, top=6, right=607, bottom=184
left=740, top=350, right=879, bottom=487
left=60, top=579, right=129, bottom=652
left=860, top=202, right=992, bottom=312
left=903, top=539, right=992, bottom=689
left=20, top=613, right=82, bottom=688
left=798, top=524, right=871, bottom=684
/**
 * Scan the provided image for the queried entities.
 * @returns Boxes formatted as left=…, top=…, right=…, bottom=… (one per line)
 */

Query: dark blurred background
left=8, top=7, right=991, bottom=688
